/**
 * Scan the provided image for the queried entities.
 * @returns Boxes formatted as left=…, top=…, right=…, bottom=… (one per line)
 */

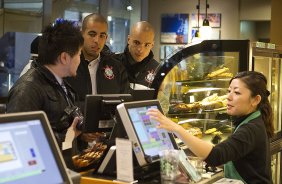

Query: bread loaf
left=206, top=67, right=229, bottom=78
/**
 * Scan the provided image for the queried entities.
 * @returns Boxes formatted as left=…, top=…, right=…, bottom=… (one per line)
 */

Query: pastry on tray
left=206, top=67, right=230, bottom=78
left=204, top=128, right=217, bottom=135
left=72, top=142, right=108, bottom=170
left=186, top=127, right=202, bottom=138
left=168, top=102, right=201, bottom=113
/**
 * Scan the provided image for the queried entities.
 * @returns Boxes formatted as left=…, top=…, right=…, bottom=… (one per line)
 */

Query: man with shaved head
left=113, top=21, right=160, bottom=89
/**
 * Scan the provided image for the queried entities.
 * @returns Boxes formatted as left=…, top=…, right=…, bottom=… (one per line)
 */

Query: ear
left=252, top=95, right=261, bottom=107
left=127, top=35, right=130, bottom=44
left=59, top=52, right=69, bottom=65
left=151, top=41, right=155, bottom=48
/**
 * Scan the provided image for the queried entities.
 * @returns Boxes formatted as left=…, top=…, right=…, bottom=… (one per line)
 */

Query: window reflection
left=4, top=0, right=43, bottom=12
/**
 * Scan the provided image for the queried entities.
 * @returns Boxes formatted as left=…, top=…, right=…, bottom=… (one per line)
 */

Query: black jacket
left=65, top=52, right=130, bottom=102
left=7, top=65, right=76, bottom=147
left=113, top=46, right=160, bottom=88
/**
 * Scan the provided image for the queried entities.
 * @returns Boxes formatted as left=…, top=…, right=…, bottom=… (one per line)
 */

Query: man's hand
left=71, top=117, right=82, bottom=138
left=80, top=132, right=107, bottom=143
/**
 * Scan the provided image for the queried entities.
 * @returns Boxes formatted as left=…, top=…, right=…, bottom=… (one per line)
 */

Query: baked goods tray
left=167, top=107, right=227, bottom=116
left=203, top=107, right=227, bottom=112
left=176, top=78, right=231, bottom=84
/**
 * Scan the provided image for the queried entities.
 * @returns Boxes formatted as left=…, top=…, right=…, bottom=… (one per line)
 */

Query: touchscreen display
left=0, top=120, right=64, bottom=184
left=127, top=105, right=175, bottom=158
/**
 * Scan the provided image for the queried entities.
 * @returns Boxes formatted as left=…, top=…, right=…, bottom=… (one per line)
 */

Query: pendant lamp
left=199, top=0, right=212, bottom=40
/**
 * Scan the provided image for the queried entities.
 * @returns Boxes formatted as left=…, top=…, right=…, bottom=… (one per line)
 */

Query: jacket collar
left=124, top=45, right=154, bottom=66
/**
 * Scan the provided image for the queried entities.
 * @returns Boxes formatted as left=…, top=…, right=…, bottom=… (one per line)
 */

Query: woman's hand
left=147, top=108, right=213, bottom=159
left=146, top=108, right=182, bottom=133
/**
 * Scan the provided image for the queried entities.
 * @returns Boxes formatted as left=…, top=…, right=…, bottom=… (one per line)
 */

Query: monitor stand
left=96, top=146, right=160, bottom=181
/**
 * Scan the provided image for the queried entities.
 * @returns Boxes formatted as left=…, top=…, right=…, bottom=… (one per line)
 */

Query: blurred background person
left=20, top=35, right=41, bottom=76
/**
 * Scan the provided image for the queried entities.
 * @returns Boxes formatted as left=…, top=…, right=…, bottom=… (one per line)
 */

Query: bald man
left=113, top=21, right=160, bottom=89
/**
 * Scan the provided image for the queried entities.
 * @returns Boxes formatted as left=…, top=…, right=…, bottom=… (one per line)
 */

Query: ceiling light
left=126, top=5, right=133, bottom=11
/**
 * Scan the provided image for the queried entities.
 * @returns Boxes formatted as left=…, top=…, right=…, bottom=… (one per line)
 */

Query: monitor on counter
left=116, top=100, right=178, bottom=166
left=130, top=88, right=156, bottom=101
left=0, top=111, right=71, bottom=184
left=84, top=94, right=133, bottom=133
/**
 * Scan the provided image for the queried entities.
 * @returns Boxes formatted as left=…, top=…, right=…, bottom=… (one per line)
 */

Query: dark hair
left=230, top=71, right=274, bottom=138
left=81, top=13, right=108, bottom=32
left=38, top=19, right=84, bottom=65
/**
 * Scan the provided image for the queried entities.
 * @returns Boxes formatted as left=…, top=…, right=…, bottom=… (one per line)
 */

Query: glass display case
left=152, top=40, right=250, bottom=146
left=251, top=42, right=282, bottom=184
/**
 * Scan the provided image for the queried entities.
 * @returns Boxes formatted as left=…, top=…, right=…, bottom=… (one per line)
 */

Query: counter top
left=80, top=170, right=223, bottom=184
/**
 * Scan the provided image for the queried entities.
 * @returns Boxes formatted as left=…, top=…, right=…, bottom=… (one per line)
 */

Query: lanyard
left=61, top=82, right=73, bottom=106
left=234, top=111, right=261, bottom=133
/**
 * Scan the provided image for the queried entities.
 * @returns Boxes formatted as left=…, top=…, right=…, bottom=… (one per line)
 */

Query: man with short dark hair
left=65, top=13, right=130, bottom=150
left=65, top=13, right=130, bottom=104
left=7, top=20, right=84, bottom=148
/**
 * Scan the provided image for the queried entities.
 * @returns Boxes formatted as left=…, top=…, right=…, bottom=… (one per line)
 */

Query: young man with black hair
left=7, top=20, right=84, bottom=150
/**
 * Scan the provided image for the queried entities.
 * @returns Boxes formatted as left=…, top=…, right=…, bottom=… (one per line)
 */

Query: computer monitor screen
left=0, top=111, right=71, bottom=184
left=84, top=94, right=132, bottom=133
left=130, top=89, right=156, bottom=101
left=117, top=100, right=178, bottom=166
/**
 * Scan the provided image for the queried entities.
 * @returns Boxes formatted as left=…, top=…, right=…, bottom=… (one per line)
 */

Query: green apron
left=224, top=111, right=261, bottom=183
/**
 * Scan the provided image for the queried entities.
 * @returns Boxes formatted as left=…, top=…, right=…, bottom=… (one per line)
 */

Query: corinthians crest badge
left=145, top=70, right=155, bottom=83
left=104, top=65, right=114, bottom=79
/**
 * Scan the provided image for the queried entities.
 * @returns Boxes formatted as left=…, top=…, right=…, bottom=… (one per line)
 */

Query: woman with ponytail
left=147, top=71, right=273, bottom=183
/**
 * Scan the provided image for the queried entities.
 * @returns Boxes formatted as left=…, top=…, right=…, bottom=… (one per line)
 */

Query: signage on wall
left=161, top=14, right=189, bottom=44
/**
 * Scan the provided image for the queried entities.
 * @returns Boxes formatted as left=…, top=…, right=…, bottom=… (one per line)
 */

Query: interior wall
left=52, top=0, right=99, bottom=21
left=240, top=21, right=256, bottom=41
left=148, top=0, right=240, bottom=62
left=256, top=21, right=270, bottom=40
left=2, top=10, right=42, bottom=34
left=270, top=0, right=282, bottom=45
left=0, top=9, right=3, bottom=36
left=240, top=0, right=271, bottom=21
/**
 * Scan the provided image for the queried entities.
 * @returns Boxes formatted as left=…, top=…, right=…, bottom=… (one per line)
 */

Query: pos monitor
left=84, top=94, right=133, bottom=133
left=0, top=111, right=72, bottom=184
left=116, top=100, right=178, bottom=166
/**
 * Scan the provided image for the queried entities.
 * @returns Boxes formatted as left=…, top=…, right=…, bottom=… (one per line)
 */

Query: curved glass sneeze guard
left=158, top=52, right=239, bottom=114
left=152, top=40, right=250, bottom=114
left=151, top=40, right=249, bottom=145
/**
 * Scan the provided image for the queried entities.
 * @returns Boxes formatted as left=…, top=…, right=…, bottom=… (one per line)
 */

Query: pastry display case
left=151, top=40, right=250, bottom=146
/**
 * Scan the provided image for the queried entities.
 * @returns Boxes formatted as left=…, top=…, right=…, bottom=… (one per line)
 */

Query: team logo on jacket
left=145, top=70, right=155, bottom=83
left=104, top=65, right=114, bottom=80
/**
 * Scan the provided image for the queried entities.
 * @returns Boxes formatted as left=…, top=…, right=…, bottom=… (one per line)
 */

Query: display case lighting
left=188, top=87, right=221, bottom=93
